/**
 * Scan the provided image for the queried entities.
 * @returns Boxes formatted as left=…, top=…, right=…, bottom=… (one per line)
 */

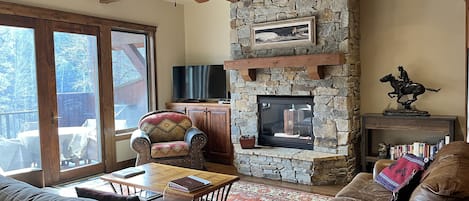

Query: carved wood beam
left=224, top=53, right=345, bottom=81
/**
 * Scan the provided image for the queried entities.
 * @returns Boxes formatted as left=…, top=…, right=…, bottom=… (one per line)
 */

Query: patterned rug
left=228, top=181, right=334, bottom=201
left=53, top=177, right=334, bottom=201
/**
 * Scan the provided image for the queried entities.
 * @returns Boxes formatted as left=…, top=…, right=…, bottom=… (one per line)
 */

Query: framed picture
left=251, top=16, right=316, bottom=49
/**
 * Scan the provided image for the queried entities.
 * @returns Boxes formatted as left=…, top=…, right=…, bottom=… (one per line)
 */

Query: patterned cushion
left=375, top=154, right=425, bottom=192
left=139, top=112, right=192, bottom=142
left=151, top=141, right=190, bottom=158
left=375, top=154, right=425, bottom=201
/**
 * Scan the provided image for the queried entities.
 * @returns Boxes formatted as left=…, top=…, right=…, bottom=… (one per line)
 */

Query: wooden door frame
left=466, top=0, right=468, bottom=143
left=0, top=14, right=46, bottom=187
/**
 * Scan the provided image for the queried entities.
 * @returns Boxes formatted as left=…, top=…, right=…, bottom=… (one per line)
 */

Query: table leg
left=195, top=183, right=233, bottom=201
left=108, top=182, right=143, bottom=196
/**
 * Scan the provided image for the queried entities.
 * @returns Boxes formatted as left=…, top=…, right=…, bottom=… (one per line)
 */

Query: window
left=111, top=31, right=149, bottom=131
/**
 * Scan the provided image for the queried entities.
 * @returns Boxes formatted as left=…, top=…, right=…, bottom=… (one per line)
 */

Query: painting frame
left=251, top=16, right=316, bottom=49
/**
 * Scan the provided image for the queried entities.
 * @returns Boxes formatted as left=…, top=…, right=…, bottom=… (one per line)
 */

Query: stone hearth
left=228, top=0, right=360, bottom=185
left=234, top=144, right=347, bottom=185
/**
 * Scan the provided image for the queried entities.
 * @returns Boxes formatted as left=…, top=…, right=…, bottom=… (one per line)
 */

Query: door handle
left=52, top=114, right=61, bottom=124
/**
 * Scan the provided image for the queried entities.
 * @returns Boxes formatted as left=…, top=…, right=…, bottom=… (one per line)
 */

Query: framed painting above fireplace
left=251, top=16, right=316, bottom=49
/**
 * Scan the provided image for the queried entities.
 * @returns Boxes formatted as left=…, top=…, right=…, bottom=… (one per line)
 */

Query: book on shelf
left=168, top=175, right=211, bottom=193
left=111, top=167, right=145, bottom=178
left=387, top=135, right=450, bottom=161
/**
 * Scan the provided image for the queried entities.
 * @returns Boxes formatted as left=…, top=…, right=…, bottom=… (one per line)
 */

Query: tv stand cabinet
left=166, top=102, right=233, bottom=165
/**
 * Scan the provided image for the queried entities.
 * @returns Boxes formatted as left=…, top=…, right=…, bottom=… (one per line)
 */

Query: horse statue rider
left=380, top=66, right=440, bottom=116
left=397, top=66, right=411, bottom=97
left=398, top=66, right=410, bottom=84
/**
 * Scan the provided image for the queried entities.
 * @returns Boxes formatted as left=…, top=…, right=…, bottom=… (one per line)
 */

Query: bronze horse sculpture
left=380, top=73, right=440, bottom=110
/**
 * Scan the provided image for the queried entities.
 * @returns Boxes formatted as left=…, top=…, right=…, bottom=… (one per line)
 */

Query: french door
left=0, top=15, right=104, bottom=185
left=51, top=22, right=104, bottom=182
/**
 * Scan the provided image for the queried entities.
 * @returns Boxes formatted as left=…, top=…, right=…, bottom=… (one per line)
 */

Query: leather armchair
left=130, top=111, right=207, bottom=170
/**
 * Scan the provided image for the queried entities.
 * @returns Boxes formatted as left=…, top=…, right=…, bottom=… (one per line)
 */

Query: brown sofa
left=0, top=174, right=94, bottom=201
left=333, top=141, right=469, bottom=201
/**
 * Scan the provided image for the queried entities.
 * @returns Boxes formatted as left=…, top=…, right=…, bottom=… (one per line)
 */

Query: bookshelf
left=360, top=113, right=456, bottom=172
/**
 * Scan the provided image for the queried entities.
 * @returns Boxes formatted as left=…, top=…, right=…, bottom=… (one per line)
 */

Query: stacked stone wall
left=229, top=0, right=360, bottom=183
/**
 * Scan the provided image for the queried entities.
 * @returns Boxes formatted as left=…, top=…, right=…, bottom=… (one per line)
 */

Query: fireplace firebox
left=258, top=95, right=314, bottom=150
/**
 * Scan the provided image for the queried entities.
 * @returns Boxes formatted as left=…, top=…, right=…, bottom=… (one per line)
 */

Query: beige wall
left=183, top=0, right=231, bottom=65
left=181, top=0, right=231, bottom=98
left=360, top=0, right=466, bottom=140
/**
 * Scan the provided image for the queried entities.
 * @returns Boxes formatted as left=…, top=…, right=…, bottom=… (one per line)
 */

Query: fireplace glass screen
left=258, top=95, right=314, bottom=150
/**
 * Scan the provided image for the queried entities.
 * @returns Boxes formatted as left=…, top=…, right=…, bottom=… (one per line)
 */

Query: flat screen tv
left=172, top=65, right=227, bottom=102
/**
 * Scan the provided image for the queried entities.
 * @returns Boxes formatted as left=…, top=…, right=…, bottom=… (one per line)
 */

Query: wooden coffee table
left=100, top=163, right=240, bottom=201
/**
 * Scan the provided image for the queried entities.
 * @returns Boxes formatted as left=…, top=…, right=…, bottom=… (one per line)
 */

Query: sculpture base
left=383, top=109, right=430, bottom=116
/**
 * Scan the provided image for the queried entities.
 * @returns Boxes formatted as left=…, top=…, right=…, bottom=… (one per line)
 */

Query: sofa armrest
left=373, top=159, right=394, bottom=179
left=184, top=127, right=207, bottom=150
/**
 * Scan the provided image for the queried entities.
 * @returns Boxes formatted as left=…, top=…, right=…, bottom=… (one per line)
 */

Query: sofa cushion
left=335, top=173, right=392, bottom=201
left=375, top=154, right=424, bottom=191
left=410, top=141, right=469, bottom=200
left=0, top=175, right=94, bottom=201
left=151, top=141, right=190, bottom=158
left=75, top=187, right=140, bottom=201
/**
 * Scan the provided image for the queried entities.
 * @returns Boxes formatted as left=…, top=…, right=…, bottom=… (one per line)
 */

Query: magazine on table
left=111, top=167, right=145, bottom=178
left=168, top=175, right=211, bottom=193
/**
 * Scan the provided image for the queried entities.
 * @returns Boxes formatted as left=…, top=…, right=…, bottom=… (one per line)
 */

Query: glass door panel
left=53, top=31, right=101, bottom=170
left=0, top=25, right=40, bottom=173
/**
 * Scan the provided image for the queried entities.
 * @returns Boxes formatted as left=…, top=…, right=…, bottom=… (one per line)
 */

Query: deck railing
left=0, top=110, right=38, bottom=139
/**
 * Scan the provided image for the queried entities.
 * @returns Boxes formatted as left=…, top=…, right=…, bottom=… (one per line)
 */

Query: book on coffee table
left=168, top=175, right=211, bottom=193
left=111, top=167, right=145, bottom=178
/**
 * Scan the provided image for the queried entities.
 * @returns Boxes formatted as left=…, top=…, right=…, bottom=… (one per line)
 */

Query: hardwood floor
left=54, top=162, right=344, bottom=197
left=205, top=162, right=344, bottom=197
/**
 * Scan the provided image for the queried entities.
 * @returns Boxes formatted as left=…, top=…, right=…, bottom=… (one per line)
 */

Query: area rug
left=53, top=177, right=334, bottom=201
left=228, top=181, right=334, bottom=201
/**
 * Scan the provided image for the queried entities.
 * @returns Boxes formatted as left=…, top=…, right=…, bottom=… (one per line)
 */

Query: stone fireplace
left=227, top=0, right=360, bottom=185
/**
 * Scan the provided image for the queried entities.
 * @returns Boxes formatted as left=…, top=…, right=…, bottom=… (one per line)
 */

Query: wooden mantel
left=224, top=53, right=345, bottom=81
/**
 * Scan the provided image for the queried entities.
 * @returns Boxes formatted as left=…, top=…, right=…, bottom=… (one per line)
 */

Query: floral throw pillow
left=375, top=153, right=425, bottom=201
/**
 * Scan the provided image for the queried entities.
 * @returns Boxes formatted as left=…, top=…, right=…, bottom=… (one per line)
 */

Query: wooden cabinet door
left=206, top=106, right=233, bottom=164
left=186, top=106, right=208, bottom=133
left=166, top=103, right=233, bottom=165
